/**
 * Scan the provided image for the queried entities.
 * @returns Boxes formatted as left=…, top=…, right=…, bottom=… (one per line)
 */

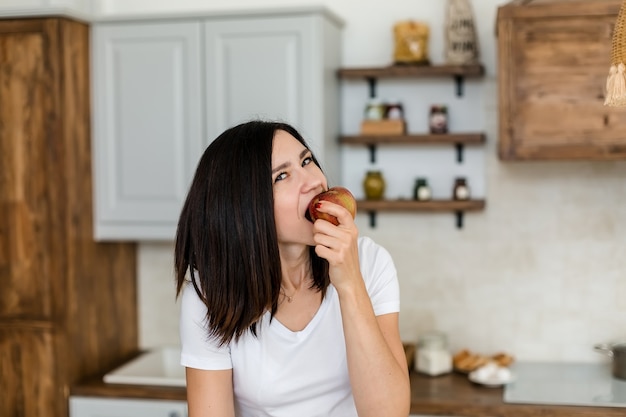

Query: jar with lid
left=416, top=331, right=452, bottom=376
left=363, top=171, right=385, bottom=200
left=364, top=98, right=385, bottom=120
left=429, top=105, right=448, bottom=134
left=413, top=178, right=431, bottom=201
left=385, top=99, right=404, bottom=120
left=452, top=177, right=470, bottom=200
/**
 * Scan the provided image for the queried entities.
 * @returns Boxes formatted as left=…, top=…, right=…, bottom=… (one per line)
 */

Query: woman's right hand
left=310, top=200, right=362, bottom=292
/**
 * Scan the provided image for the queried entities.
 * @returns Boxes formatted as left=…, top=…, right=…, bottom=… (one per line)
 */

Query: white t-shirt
left=179, top=236, right=400, bottom=417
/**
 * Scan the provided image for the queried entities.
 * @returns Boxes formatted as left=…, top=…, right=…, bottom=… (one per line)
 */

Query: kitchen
left=1, top=0, right=625, bottom=416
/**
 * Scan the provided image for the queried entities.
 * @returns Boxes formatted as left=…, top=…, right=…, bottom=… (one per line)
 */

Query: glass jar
left=429, top=105, right=448, bottom=134
left=364, top=98, right=385, bottom=120
left=363, top=171, right=385, bottom=200
left=413, top=178, right=431, bottom=201
left=416, top=331, right=452, bottom=376
left=385, top=99, right=404, bottom=120
left=453, top=177, right=470, bottom=200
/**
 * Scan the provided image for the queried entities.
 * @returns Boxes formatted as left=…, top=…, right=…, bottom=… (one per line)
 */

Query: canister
left=416, top=331, right=453, bottom=376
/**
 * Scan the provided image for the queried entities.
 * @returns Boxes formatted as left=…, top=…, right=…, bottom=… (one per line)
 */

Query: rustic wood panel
left=0, top=17, right=138, bottom=417
left=0, top=17, right=56, bottom=319
left=0, top=326, right=60, bottom=417
left=497, top=0, right=626, bottom=160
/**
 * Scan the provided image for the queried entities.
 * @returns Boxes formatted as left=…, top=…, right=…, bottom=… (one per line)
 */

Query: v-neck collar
left=269, top=285, right=335, bottom=341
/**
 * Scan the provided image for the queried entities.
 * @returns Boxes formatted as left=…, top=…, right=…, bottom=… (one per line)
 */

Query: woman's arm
left=311, top=202, right=411, bottom=417
left=186, top=368, right=236, bottom=417
left=340, top=299, right=410, bottom=417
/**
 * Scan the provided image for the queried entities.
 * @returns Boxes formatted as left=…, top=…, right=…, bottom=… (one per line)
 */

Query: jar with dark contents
left=385, top=99, right=404, bottom=120
left=413, top=178, right=431, bottom=201
left=429, top=105, right=448, bottom=134
left=452, top=177, right=470, bottom=200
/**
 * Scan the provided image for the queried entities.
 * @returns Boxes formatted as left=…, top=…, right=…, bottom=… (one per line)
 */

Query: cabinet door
left=498, top=5, right=626, bottom=160
left=92, top=21, right=203, bottom=240
left=70, top=397, right=187, bottom=417
left=0, top=18, right=57, bottom=321
left=203, top=16, right=317, bottom=141
left=204, top=14, right=342, bottom=184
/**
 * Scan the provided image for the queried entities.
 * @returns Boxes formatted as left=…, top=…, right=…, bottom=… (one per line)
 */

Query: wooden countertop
left=72, top=370, right=624, bottom=416
left=408, top=371, right=623, bottom=417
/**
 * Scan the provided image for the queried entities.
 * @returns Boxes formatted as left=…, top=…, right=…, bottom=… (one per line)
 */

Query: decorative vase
left=363, top=171, right=385, bottom=200
left=444, top=0, right=480, bottom=65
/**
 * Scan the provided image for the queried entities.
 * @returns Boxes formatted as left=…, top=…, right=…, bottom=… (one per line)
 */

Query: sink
left=103, top=346, right=185, bottom=387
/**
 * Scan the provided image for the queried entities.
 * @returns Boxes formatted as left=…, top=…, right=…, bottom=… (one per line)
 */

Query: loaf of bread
left=453, top=349, right=514, bottom=372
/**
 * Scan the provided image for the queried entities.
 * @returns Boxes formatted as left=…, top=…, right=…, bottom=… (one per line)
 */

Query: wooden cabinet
left=497, top=0, right=626, bottom=160
left=337, top=64, right=486, bottom=228
left=0, top=17, right=138, bottom=417
left=91, top=8, right=343, bottom=240
left=70, top=397, right=187, bottom=417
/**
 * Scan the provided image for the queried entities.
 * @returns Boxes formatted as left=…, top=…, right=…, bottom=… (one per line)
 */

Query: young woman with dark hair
left=175, top=120, right=410, bottom=417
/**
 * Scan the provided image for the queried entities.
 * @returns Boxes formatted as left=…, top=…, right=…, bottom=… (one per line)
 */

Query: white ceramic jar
left=416, top=331, right=453, bottom=376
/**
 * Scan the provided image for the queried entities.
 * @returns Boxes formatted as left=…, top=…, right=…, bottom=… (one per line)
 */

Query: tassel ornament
left=605, top=0, right=626, bottom=106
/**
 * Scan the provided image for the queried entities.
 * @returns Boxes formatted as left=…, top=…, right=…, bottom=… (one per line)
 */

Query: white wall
left=133, top=1, right=626, bottom=363
left=7, top=0, right=623, bottom=362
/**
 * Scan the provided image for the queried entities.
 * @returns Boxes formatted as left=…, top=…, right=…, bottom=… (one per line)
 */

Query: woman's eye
left=274, top=172, right=287, bottom=183
left=302, top=156, right=313, bottom=166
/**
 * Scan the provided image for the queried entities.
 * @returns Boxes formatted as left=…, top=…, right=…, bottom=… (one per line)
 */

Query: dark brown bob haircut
left=174, top=120, right=330, bottom=346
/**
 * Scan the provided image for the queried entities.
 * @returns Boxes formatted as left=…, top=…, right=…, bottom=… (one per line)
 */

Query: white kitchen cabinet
left=91, top=8, right=343, bottom=240
left=91, top=20, right=203, bottom=240
left=70, top=397, right=187, bottom=417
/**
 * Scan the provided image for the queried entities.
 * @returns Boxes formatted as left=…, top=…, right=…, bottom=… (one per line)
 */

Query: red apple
left=307, top=186, right=357, bottom=225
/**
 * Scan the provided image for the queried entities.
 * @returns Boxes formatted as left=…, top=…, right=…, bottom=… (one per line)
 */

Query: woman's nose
left=302, top=169, right=324, bottom=191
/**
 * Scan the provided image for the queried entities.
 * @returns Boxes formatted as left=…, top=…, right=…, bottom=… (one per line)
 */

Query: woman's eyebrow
left=272, top=161, right=290, bottom=175
left=271, top=148, right=310, bottom=174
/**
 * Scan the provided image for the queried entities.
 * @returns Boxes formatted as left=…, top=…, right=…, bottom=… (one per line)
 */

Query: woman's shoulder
left=357, top=236, right=391, bottom=258
left=357, top=236, right=395, bottom=274
left=356, top=236, right=399, bottom=308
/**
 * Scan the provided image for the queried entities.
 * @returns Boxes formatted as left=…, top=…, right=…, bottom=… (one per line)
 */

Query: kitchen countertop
left=407, top=371, right=623, bottom=417
left=72, top=367, right=625, bottom=416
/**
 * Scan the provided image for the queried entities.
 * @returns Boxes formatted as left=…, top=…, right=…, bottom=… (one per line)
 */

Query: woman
left=175, top=121, right=410, bottom=417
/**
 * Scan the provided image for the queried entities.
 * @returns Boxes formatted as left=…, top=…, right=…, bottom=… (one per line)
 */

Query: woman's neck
left=278, top=245, right=311, bottom=291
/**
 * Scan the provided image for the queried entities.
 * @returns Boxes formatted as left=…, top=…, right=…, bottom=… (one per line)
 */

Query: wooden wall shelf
left=340, top=133, right=486, bottom=163
left=337, top=63, right=485, bottom=79
left=357, top=199, right=485, bottom=228
left=337, top=63, right=485, bottom=97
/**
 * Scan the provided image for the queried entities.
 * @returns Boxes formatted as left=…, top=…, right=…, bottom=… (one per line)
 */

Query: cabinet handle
left=169, top=412, right=181, bottom=417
